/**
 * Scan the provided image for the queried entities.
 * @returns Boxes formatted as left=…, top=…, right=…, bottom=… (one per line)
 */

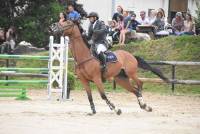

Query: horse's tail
left=135, top=56, right=170, bottom=83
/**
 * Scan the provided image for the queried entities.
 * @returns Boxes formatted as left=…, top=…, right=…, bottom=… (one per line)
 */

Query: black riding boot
left=98, top=52, right=106, bottom=72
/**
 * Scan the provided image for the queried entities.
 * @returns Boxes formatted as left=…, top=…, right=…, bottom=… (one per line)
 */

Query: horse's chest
left=76, top=66, right=92, bottom=80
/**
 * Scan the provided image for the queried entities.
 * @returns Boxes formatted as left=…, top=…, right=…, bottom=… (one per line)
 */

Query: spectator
left=0, top=26, right=17, bottom=53
left=172, top=12, right=184, bottom=35
left=108, top=20, right=120, bottom=42
left=66, top=4, right=80, bottom=22
left=152, top=11, right=169, bottom=35
left=59, top=12, right=66, bottom=26
left=112, top=5, right=123, bottom=22
left=148, top=9, right=157, bottom=24
left=180, top=13, right=196, bottom=35
left=116, top=14, right=124, bottom=31
left=152, top=11, right=165, bottom=32
left=108, top=20, right=118, bottom=33
left=0, top=28, right=5, bottom=43
left=137, top=11, right=150, bottom=25
left=123, top=11, right=132, bottom=29
left=130, top=13, right=140, bottom=30
left=158, top=8, right=167, bottom=23
left=119, top=11, right=132, bottom=45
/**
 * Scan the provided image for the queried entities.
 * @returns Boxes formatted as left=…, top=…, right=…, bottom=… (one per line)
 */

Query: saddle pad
left=105, top=51, right=117, bottom=63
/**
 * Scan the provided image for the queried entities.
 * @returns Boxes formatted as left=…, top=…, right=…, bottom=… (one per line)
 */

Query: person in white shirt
left=137, top=11, right=150, bottom=25
left=148, top=9, right=157, bottom=24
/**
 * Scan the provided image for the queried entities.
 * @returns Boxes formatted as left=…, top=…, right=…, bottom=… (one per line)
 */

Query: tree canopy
left=0, top=0, right=64, bottom=47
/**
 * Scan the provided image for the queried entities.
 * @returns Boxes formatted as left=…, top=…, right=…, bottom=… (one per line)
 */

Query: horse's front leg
left=79, top=78, right=96, bottom=115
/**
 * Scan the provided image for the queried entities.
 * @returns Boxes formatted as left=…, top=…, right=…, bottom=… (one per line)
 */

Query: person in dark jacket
left=87, top=12, right=108, bottom=71
left=130, top=13, right=140, bottom=30
left=112, top=5, right=123, bottom=22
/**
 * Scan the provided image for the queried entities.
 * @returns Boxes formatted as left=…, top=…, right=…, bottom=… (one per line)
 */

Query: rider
left=87, top=12, right=108, bottom=71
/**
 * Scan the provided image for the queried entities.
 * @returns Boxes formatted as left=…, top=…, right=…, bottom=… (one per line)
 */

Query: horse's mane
left=81, top=34, right=90, bottom=49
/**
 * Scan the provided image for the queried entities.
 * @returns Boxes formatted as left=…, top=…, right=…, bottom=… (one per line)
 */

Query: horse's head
left=49, top=20, right=75, bottom=36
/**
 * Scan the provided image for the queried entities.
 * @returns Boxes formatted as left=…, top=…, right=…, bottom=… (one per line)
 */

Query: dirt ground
left=0, top=90, right=200, bottom=134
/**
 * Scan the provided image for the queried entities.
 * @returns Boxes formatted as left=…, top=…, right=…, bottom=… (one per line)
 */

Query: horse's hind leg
left=93, top=77, right=122, bottom=115
left=115, top=76, right=152, bottom=112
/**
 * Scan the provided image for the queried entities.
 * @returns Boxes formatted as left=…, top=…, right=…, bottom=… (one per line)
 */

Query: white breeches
left=96, top=44, right=107, bottom=54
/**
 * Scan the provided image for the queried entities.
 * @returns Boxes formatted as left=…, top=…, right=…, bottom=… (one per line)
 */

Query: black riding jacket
left=87, top=20, right=108, bottom=45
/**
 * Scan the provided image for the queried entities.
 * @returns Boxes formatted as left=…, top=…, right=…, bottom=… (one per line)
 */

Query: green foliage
left=112, top=36, right=200, bottom=61
left=0, top=0, right=64, bottom=47
left=111, top=36, right=200, bottom=95
left=67, top=71, right=75, bottom=90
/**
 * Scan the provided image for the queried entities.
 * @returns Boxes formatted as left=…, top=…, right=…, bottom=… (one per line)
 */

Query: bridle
left=62, top=24, right=75, bottom=36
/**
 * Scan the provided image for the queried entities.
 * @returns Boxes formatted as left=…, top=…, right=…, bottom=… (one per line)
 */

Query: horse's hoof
left=146, top=106, right=153, bottom=112
left=93, top=110, right=96, bottom=114
left=116, top=109, right=122, bottom=115
left=140, top=103, right=147, bottom=109
left=87, top=113, right=95, bottom=116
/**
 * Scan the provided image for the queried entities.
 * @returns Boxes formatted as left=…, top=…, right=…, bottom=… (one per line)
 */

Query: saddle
left=93, top=50, right=118, bottom=63
left=95, top=51, right=117, bottom=82
left=104, top=51, right=118, bottom=63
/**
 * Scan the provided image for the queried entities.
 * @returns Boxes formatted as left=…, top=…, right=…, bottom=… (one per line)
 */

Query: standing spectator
left=137, top=11, right=150, bottom=25
left=0, top=28, right=5, bottom=43
left=172, top=12, right=184, bottom=35
left=130, top=13, right=140, bottom=30
left=112, top=5, right=123, bottom=22
left=66, top=4, right=80, bottom=23
left=148, top=9, right=157, bottom=24
left=6, top=26, right=17, bottom=51
left=180, top=13, right=196, bottom=35
left=59, top=12, right=66, bottom=26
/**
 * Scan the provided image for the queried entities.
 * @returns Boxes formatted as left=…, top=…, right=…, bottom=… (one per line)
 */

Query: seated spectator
left=108, top=20, right=118, bottom=33
left=123, top=11, right=132, bottom=29
left=130, top=13, right=140, bottom=30
left=172, top=12, right=184, bottom=35
left=66, top=4, right=80, bottom=23
left=112, top=5, right=123, bottom=22
left=180, top=13, right=196, bottom=35
left=158, top=8, right=167, bottom=24
left=59, top=12, right=66, bottom=26
left=148, top=9, right=157, bottom=24
left=137, top=11, right=150, bottom=25
left=152, top=11, right=169, bottom=36
left=108, top=20, right=120, bottom=42
left=119, top=11, right=132, bottom=45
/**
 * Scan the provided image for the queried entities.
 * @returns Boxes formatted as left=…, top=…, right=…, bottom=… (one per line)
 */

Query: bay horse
left=49, top=20, right=169, bottom=115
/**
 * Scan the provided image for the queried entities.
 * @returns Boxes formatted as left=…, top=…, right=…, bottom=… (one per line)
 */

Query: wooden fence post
left=171, top=65, right=176, bottom=92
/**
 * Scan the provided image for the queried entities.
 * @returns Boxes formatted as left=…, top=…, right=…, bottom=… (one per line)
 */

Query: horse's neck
left=69, top=26, right=91, bottom=63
